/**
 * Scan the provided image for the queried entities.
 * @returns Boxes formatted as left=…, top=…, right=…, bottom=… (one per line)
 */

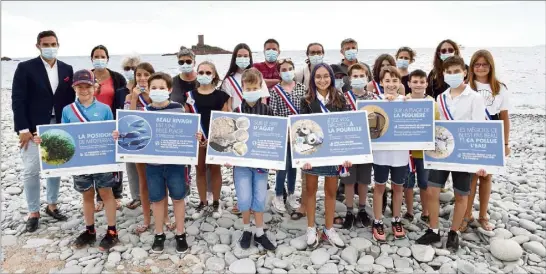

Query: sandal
left=420, top=214, right=430, bottom=224
left=116, top=199, right=122, bottom=210
left=459, top=217, right=474, bottom=233
left=165, top=221, right=176, bottom=231
left=126, top=199, right=141, bottom=210
left=94, top=201, right=104, bottom=212
left=290, top=211, right=306, bottom=220
left=478, top=217, right=494, bottom=231
left=135, top=223, right=149, bottom=234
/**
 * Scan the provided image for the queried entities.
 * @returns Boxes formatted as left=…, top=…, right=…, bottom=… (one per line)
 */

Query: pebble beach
left=1, top=82, right=545, bottom=274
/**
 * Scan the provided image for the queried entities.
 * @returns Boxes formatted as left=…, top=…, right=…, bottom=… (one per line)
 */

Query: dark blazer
left=300, top=93, right=350, bottom=114
left=91, top=68, right=127, bottom=118
left=11, top=57, right=75, bottom=133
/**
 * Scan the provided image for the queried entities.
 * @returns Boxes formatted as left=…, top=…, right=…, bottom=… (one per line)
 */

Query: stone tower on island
left=191, top=34, right=231, bottom=55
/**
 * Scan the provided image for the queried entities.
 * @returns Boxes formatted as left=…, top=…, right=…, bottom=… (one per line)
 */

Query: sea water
left=2, top=47, right=544, bottom=114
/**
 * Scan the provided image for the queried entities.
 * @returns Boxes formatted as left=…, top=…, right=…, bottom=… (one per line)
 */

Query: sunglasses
left=178, top=60, right=193, bottom=65
left=198, top=71, right=213, bottom=76
left=277, top=58, right=292, bottom=65
left=439, top=48, right=455, bottom=54
left=123, top=66, right=136, bottom=71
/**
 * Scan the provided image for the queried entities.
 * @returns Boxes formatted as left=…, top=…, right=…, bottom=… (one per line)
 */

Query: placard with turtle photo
left=359, top=105, right=389, bottom=139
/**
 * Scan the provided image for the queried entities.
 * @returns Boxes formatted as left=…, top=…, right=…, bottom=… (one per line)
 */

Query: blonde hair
left=241, top=68, right=263, bottom=86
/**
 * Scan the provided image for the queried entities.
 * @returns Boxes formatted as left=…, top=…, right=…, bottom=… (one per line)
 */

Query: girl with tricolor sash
left=366, top=54, right=405, bottom=96
left=269, top=59, right=307, bottom=218
left=460, top=50, right=511, bottom=233
left=187, top=61, right=230, bottom=220
left=340, top=63, right=377, bottom=230
left=300, top=63, right=352, bottom=249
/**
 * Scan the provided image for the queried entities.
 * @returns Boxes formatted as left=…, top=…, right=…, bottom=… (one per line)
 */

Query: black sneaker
left=239, top=231, right=253, bottom=249
left=382, top=191, right=387, bottom=214
left=342, top=211, right=355, bottom=230
left=175, top=233, right=189, bottom=254
left=416, top=229, right=441, bottom=245
left=403, top=212, right=414, bottom=223
left=73, top=230, right=97, bottom=249
left=255, top=234, right=276, bottom=251
left=357, top=210, right=371, bottom=227
left=446, top=230, right=459, bottom=251
left=420, top=214, right=430, bottom=224
left=151, top=234, right=166, bottom=254
left=99, top=230, right=119, bottom=251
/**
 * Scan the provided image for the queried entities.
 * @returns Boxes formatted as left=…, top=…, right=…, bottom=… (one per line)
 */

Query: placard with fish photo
left=424, top=120, right=506, bottom=174
left=37, top=121, right=124, bottom=177
left=356, top=99, right=435, bottom=150
left=205, top=111, right=289, bottom=170
left=115, top=110, right=201, bottom=165
left=289, top=111, right=373, bottom=168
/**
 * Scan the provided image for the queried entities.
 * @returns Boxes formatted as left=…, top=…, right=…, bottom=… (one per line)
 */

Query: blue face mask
left=123, top=70, right=134, bottom=81
left=440, top=53, right=455, bottom=61
left=179, top=64, right=193, bottom=74
left=281, top=71, right=295, bottom=82
left=242, top=91, right=268, bottom=102
left=344, top=49, right=358, bottom=61
left=309, top=55, right=323, bottom=66
left=396, top=59, right=410, bottom=69
left=444, top=73, right=464, bottom=88
left=197, top=75, right=213, bottom=85
left=265, top=50, right=279, bottom=63
left=41, top=47, right=58, bottom=60
left=92, top=59, right=108, bottom=69
left=236, top=57, right=250, bottom=69
left=335, top=79, right=344, bottom=90
left=350, top=78, right=367, bottom=89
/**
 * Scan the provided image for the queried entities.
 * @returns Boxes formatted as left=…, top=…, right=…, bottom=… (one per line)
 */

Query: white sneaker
left=206, top=192, right=213, bottom=204
left=323, top=227, right=345, bottom=248
left=306, top=227, right=319, bottom=248
left=271, top=196, right=287, bottom=214
left=192, top=202, right=207, bottom=220
left=287, top=194, right=300, bottom=209
left=212, top=202, right=223, bottom=219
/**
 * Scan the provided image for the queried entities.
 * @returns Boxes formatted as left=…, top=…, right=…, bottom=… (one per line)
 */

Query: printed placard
left=289, top=111, right=373, bottom=168
left=116, top=110, right=200, bottom=165
left=37, top=121, right=124, bottom=177
left=424, top=121, right=506, bottom=174
left=205, top=111, right=288, bottom=170
left=356, top=99, right=435, bottom=150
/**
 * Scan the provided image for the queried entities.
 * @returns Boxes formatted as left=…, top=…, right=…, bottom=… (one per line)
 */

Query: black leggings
left=96, top=172, right=124, bottom=201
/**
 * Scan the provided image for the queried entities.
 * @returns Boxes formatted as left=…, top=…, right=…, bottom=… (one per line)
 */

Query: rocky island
left=162, top=35, right=231, bottom=56
left=1, top=56, right=13, bottom=61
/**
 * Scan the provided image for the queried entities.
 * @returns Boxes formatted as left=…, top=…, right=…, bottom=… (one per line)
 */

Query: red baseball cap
left=72, top=69, right=95, bottom=86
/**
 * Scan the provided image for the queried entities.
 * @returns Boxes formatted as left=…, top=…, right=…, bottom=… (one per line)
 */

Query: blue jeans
left=404, top=158, right=428, bottom=189
left=373, top=164, right=407, bottom=185
left=21, top=140, right=60, bottom=213
left=234, top=167, right=269, bottom=212
left=145, top=164, right=187, bottom=203
left=73, top=172, right=115, bottom=193
left=275, top=145, right=296, bottom=196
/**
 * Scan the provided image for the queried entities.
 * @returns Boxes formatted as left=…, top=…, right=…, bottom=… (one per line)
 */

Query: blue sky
left=1, top=1, right=545, bottom=57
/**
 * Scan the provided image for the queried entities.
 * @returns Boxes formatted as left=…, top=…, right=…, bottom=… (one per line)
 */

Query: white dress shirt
left=437, top=84, right=486, bottom=121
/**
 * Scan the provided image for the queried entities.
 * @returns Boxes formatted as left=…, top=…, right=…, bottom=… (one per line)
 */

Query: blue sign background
left=356, top=100, right=434, bottom=143
left=206, top=112, right=288, bottom=163
left=289, top=111, right=372, bottom=159
left=117, top=110, right=199, bottom=158
left=424, top=121, right=505, bottom=167
left=38, top=121, right=117, bottom=170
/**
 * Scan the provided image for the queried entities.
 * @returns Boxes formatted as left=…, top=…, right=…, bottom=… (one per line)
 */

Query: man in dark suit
left=12, top=30, right=74, bottom=232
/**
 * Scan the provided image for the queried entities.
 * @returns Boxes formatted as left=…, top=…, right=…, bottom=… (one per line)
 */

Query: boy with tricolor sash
left=34, top=70, right=119, bottom=251
left=416, top=56, right=487, bottom=251
left=403, top=69, right=440, bottom=225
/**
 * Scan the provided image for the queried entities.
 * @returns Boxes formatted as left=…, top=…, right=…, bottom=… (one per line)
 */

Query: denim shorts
left=146, top=164, right=187, bottom=203
left=73, top=172, right=115, bottom=193
left=404, top=158, right=428, bottom=189
left=341, top=163, right=372, bottom=185
left=428, top=169, right=471, bottom=196
left=373, top=164, right=407, bottom=186
left=302, top=166, right=338, bottom=177
left=233, top=167, right=269, bottom=212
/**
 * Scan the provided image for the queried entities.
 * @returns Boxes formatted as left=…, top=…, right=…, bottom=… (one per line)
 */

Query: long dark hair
left=372, top=54, right=396, bottom=83
left=223, top=43, right=253, bottom=81
left=134, top=62, right=155, bottom=83
left=432, top=39, right=461, bottom=89
left=306, top=63, right=345, bottom=109
left=91, top=45, right=109, bottom=60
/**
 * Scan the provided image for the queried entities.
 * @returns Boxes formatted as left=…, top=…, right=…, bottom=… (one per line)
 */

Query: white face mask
left=236, top=57, right=250, bottom=69
left=350, top=78, right=367, bottom=89
left=149, top=89, right=170, bottom=103
left=309, top=55, right=323, bottom=66
left=123, top=70, right=134, bottom=81
left=444, top=73, right=464, bottom=88
left=41, top=47, right=58, bottom=60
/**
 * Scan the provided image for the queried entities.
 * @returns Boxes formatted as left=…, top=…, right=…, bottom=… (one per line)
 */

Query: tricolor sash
left=273, top=84, right=299, bottom=115
left=185, top=91, right=207, bottom=140
left=438, top=94, right=454, bottom=120
left=137, top=87, right=148, bottom=111
left=316, top=93, right=349, bottom=177
left=408, top=152, right=416, bottom=173
left=69, top=101, right=91, bottom=122
left=485, top=109, right=492, bottom=120
left=227, top=76, right=244, bottom=101
left=344, top=90, right=357, bottom=110
left=373, top=81, right=384, bottom=95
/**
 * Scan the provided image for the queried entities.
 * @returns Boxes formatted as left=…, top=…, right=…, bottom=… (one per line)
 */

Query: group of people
left=12, top=30, right=511, bottom=255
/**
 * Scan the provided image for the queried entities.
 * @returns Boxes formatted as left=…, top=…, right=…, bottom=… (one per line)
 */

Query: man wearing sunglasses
left=253, top=38, right=281, bottom=89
